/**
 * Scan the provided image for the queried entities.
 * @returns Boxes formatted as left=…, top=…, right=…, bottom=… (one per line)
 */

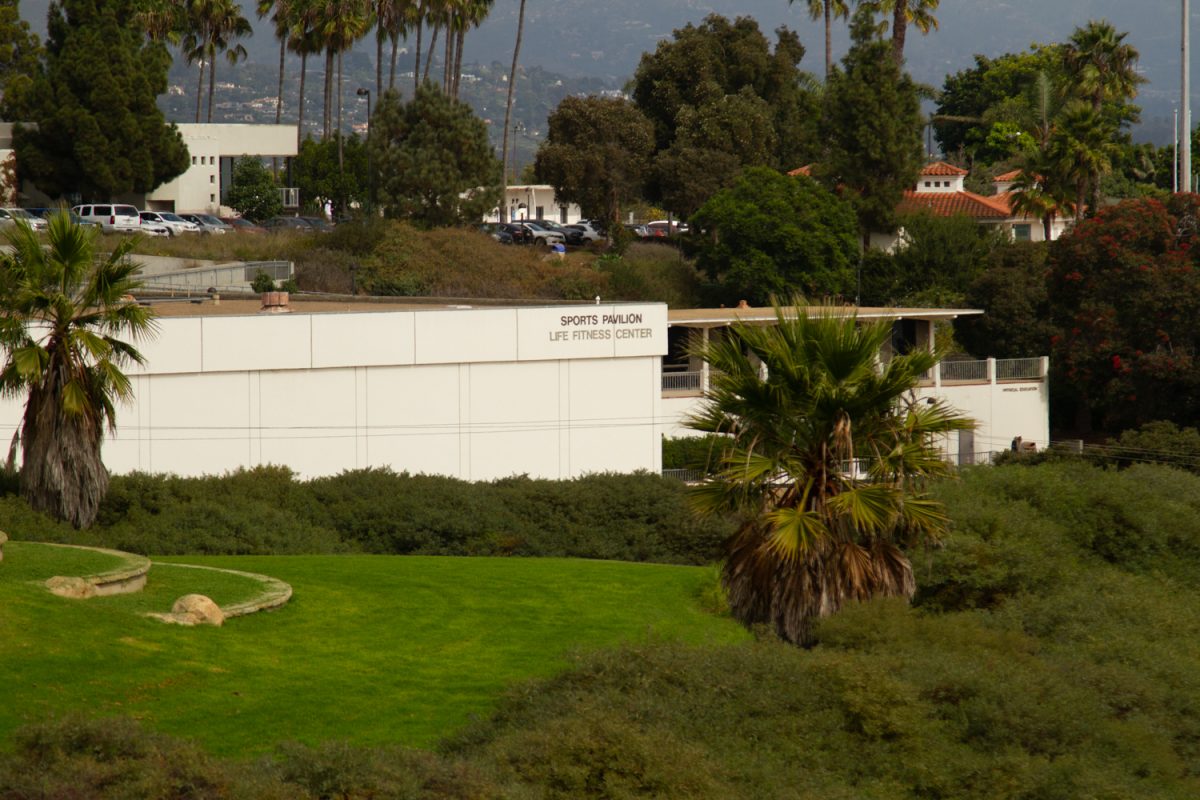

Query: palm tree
left=500, top=0, right=526, bottom=221
left=0, top=214, right=156, bottom=529
left=290, top=0, right=323, bottom=149
left=1008, top=164, right=1072, bottom=241
left=861, top=0, right=939, bottom=65
left=1046, top=100, right=1117, bottom=220
left=794, top=0, right=849, bottom=79
left=449, top=0, right=493, bottom=98
left=183, top=0, right=253, bottom=123
left=687, top=302, right=971, bottom=646
left=1064, top=20, right=1143, bottom=116
left=374, top=0, right=412, bottom=97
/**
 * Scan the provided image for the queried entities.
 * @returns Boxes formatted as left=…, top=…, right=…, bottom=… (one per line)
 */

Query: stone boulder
left=46, top=576, right=97, bottom=599
left=171, top=594, right=225, bottom=626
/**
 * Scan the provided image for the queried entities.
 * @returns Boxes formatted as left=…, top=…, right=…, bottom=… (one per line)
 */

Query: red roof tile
left=993, top=169, right=1023, bottom=182
left=788, top=164, right=814, bottom=176
left=920, top=161, right=969, bottom=177
left=899, top=190, right=1012, bottom=219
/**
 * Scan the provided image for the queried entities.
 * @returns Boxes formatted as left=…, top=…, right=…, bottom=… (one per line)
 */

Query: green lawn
left=0, top=544, right=745, bottom=756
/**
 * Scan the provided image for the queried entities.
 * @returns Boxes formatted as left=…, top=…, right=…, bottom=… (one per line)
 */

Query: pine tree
left=0, top=0, right=42, bottom=119
left=818, top=7, right=923, bottom=244
left=11, top=0, right=189, bottom=201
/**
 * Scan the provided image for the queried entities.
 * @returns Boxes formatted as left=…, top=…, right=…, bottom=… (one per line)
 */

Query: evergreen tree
left=533, top=96, right=654, bottom=230
left=818, top=7, right=923, bottom=245
left=0, top=0, right=42, bottom=119
left=11, top=0, right=189, bottom=201
left=369, top=85, right=500, bottom=227
left=226, top=157, right=283, bottom=222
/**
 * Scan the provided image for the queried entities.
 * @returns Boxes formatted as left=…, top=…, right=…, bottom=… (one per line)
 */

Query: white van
left=71, top=204, right=141, bottom=233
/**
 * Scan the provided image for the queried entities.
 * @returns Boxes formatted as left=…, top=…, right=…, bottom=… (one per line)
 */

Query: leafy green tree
left=0, top=214, right=155, bottom=528
left=370, top=85, right=500, bottom=227
left=226, top=157, right=283, bottom=221
left=860, top=210, right=1007, bottom=306
left=687, top=302, right=970, bottom=645
left=534, top=96, right=654, bottom=230
left=954, top=241, right=1055, bottom=360
left=653, top=88, right=779, bottom=218
left=818, top=7, right=923, bottom=245
left=631, top=15, right=821, bottom=212
left=291, top=133, right=368, bottom=215
left=11, top=0, right=189, bottom=201
left=688, top=168, right=858, bottom=305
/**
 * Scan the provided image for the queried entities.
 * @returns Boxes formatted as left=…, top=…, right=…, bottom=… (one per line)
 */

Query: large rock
left=170, top=594, right=225, bottom=627
left=46, top=576, right=97, bottom=599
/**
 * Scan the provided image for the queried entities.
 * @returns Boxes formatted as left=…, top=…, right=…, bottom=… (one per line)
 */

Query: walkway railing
left=661, top=357, right=1047, bottom=393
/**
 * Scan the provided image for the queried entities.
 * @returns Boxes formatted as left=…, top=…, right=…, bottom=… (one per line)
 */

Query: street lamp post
left=357, top=87, right=373, bottom=214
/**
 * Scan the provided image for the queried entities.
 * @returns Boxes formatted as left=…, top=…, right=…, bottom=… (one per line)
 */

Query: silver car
left=141, top=210, right=200, bottom=236
left=2, top=208, right=48, bottom=231
left=180, top=213, right=233, bottom=235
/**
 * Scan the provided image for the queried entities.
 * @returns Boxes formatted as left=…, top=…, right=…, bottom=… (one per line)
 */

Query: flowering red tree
left=1048, top=195, right=1200, bottom=432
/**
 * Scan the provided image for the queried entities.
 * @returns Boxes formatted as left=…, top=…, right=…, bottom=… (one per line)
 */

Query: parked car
left=140, top=210, right=199, bottom=236
left=646, top=220, right=689, bottom=237
left=262, top=215, right=315, bottom=232
left=139, top=218, right=171, bottom=237
left=498, top=221, right=529, bottom=244
left=297, top=215, right=334, bottom=233
left=569, top=220, right=606, bottom=241
left=221, top=216, right=267, bottom=234
left=179, top=213, right=233, bottom=234
left=71, top=203, right=141, bottom=233
left=624, top=223, right=651, bottom=239
left=3, top=208, right=47, bottom=231
left=37, top=209, right=99, bottom=228
left=479, top=223, right=513, bottom=244
left=519, top=221, right=566, bottom=246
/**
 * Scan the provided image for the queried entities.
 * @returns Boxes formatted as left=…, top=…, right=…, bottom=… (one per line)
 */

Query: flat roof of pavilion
left=138, top=294, right=982, bottom=322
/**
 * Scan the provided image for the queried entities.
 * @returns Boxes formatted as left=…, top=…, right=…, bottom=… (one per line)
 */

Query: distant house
left=788, top=161, right=1070, bottom=250
left=875, top=162, right=1071, bottom=250
left=483, top=185, right=584, bottom=225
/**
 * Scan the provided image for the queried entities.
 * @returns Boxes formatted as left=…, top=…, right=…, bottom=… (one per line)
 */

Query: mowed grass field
left=0, top=543, right=745, bottom=756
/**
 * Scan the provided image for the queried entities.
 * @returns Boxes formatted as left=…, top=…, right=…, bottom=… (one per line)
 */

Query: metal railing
left=137, top=260, right=293, bottom=293
left=940, top=360, right=988, bottom=382
left=996, top=357, right=1045, bottom=381
left=662, top=371, right=703, bottom=392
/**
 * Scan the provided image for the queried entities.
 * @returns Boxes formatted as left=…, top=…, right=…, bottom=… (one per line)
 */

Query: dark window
left=891, top=319, right=918, bottom=355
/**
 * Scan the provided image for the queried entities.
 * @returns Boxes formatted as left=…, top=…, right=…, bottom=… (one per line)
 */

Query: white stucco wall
left=146, top=123, right=299, bottom=214
left=0, top=304, right=667, bottom=481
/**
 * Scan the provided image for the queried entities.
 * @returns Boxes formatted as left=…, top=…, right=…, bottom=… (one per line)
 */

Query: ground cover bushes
left=6, top=461, right=1200, bottom=797
left=0, top=467, right=730, bottom=564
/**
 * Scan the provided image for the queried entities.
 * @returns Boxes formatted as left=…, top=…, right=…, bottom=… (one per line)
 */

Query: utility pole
left=1175, top=108, right=1180, bottom=193
left=1184, top=0, right=1192, bottom=194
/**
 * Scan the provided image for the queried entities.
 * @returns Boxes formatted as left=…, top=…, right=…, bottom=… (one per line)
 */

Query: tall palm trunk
left=823, top=2, right=832, bottom=78
left=274, top=39, right=286, bottom=177
left=376, top=33, right=384, bottom=99
left=413, top=22, right=423, bottom=91
left=500, top=0, right=526, bottom=222
left=22, top=382, right=107, bottom=530
left=337, top=49, right=345, bottom=204
left=442, top=24, right=452, bottom=93
left=389, top=33, right=399, bottom=88
left=207, top=56, right=217, bottom=122
left=324, top=48, right=334, bottom=138
left=891, top=2, right=907, bottom=64
left=423, top=25, right=438, bottom=83
left=195, top=60, right=206, bottom=122
left=452, top=26, right=466, bottom=98
left=297, top=51, right=308, bottom=150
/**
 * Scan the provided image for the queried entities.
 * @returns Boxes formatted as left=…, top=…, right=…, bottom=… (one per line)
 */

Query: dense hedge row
left=0, top=467, right=731, bottom=564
